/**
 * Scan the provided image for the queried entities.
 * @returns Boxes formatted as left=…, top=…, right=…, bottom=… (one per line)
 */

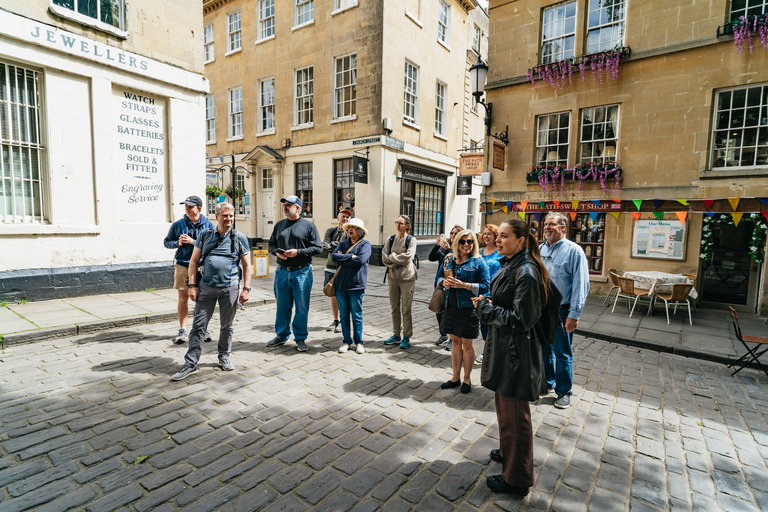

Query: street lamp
left=470, top=56, right=508, bottom=145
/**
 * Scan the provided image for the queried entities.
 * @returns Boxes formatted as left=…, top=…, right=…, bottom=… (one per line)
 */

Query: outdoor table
left=622, top=270, right=697, bottom=315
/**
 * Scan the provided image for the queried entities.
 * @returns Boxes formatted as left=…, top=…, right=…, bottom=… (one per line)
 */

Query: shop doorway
left=700, top=219, right=762, bottom=312
left=259, top=167, right=275, bottom=240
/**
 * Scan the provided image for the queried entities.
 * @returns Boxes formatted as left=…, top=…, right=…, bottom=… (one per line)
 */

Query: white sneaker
left=356, top=344, right=365, bottom=354
left=174, top=328, right=188, bottom=344
left=338, top=344, right=349, bottom=353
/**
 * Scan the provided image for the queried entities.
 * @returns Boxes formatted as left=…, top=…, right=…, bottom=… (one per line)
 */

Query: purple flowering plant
left=733, top=14, right=768, bottom=53
left=526, top=161, right=622, bottom=196
left=528, top=47, right=626, bottom=90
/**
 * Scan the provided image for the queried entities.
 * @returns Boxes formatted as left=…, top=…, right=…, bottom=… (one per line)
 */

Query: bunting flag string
left=633, top=200, right=642, bottom=211
left=728, top=198, right=740, bottom=211
left=757, top=198, right=768, bottom=205
left=571, top=200, right=579, bottom=210
left=589, top=212, right=598, bottom=222
left=702, top=199, right=714, bottom=211
left=501, top=204, right=509, bottom=214
left=518, top=212, right=526, bottom=220
left=675, top=211, right=688, bottom=224
left=591, top=200, right=601, bottom=207
left=676, top=199, right=689, bottom=206
left=631, top=212, right=642, bottom=221
left=552, top=200, right=561, bottom=207
left=520, top=201, right=528, bottom=212
left=704, top=212, right=716, bottom=217
left=506, top=201, right=514, bottom=212
left=653, top=212, right=664, bottom=220
left=537, top=201, right=546, bottom=208
left=533, top=212, right=542, bottom=222
left=569, top=212, right=578, bottom=220
left=653, top=199, right=663, bottom=209
left=763, top=212, right=768, bottom=223
left=610, top=211, right=621, bottom=220
left=732, top=212, right=743, bottom=226
left=490, top=198, right=496, bottom=206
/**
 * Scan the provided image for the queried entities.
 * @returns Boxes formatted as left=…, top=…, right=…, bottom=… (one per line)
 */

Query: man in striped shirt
left=540, top=212, right=590, bottom=409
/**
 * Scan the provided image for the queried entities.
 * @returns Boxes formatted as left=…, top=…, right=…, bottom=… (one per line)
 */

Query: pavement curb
left=1, top=297, right=275, bottom=348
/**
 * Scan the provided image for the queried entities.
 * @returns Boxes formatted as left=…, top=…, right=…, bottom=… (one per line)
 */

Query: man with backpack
left=172, top=202, right=251, bottom=380
left=381, top=215, right=418, bottom=349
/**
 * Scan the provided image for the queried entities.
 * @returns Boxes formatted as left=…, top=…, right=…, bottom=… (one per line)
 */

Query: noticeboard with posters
left=631, top=219, right=687, bottom=261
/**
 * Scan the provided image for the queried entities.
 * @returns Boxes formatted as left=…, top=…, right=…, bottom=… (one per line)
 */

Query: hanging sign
left=456, top=176, right=472, bottom=195
left=513, top=201, right=623, bottom=212
left=352, top=155, right=368, bottom=184
left=459, top=153, right=484, bottom=176
left=492, top=140, right=505, bottom=170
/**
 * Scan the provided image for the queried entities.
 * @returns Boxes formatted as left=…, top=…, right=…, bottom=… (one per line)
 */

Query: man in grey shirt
left=172, top=202, right=251, bottom=380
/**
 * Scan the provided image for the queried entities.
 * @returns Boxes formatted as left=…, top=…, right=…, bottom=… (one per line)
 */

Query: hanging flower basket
left=700, top=213, right=768, bottom=263
left=732, top=14, right=768, bottom=53
left=224, top=186, right=245, bottom=199
left=206, top=185, right=225, bottom=198
left=527, top=47, right=631, bottom=90
left=526, top=161, right=622, bottom=195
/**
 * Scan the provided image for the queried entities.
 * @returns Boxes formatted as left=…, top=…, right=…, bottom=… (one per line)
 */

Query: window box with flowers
left=526, top=161, right=622, bottom=195
left=206, top=185, right=225, bottom=198
left=224, top=185, right=245, bottom=199
left=527, top=47, right=631, bottom=90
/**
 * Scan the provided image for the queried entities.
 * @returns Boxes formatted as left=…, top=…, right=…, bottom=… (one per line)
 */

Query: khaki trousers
left=388, top=279, right=415, bottom=338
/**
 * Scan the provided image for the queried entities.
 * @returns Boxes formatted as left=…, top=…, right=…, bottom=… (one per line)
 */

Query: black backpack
left=383, top=234, right=419, bottom=283
left=524, top=261, right=564, bottom=345
left=188, top=228, right=247, bottom=286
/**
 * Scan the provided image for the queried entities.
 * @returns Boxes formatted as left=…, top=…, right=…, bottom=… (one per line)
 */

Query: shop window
left=258, top=78, right=275, bottom=133
left=729, top=0, right=767, bottom=20
left=51, top=0, right=125, bottom=32
left=295, top=67, right=314, bottom=127
left=295, top=162, right=313, bottom=218
left=580, top=105, right=619, bottom=163
left=541, top=1, right=576, bottom=64
left=1, top=62, right=46, bottom=223
left=525, top=213, right=547, bottom=244
left=259, top=0, right=275, bottom=40
left=404, top=61, right=420, bottom=125
left=334, top=158, right=355, bottom=215
left=295, top=0, right=314, bottom=26
left=536, top=112, right=570, bottom=166
left=570, top=213, right=605, bottom=274
left=711, top=84, right=768, bottom=169
left=204, top=23, right=215, bottom=63
left=228, top=86, right=243, bottom=139
left=227, top=10, right=242, bottom=54
left=334, top=54, right=357, bottom=119
left=402, top=179, right=443, bottom=236
left=586, top=0, right=626, bottom=54
left=205, top=95, right=216, bottom=144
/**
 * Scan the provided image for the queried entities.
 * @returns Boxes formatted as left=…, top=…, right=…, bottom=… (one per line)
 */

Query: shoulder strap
left=388, top=234, right=396, bottom=252
left=198, top=229, right=215, bottom=262
left=404, top=235, right=411, bottom=250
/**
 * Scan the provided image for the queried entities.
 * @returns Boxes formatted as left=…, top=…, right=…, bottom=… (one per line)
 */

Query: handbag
left=323, top=239, right=361, bottom=297
left=428, top=255, right=452, bottom=314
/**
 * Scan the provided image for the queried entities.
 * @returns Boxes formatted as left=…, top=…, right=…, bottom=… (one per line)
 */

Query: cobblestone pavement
left=2, top=270, right=768, bottom=511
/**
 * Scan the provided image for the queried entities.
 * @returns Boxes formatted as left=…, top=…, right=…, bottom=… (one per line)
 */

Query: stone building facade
left=0, top=0, right=208, bottom=300
left=485, top=0, right=768, bottom=314
left=202, top=0, right=489, bottom=258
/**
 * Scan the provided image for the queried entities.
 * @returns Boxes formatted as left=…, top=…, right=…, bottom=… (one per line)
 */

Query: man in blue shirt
left=540, top=212, right=590, bottom=409
left=163, top=196, right=214, bottom=344
left=172, top=202, right=251, bottom=380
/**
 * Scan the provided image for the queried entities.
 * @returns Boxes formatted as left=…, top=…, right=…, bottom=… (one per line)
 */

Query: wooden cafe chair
left=612, top=276, right=651, bottom=318
left=603, top=269, right=623, bottom=305
left=654, top=283, right=694, bottom=325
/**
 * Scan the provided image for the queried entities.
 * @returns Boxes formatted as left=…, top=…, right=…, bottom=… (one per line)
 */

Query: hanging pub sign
left=353, top=155, right=368, bottom=184
left=456, top=176, right=472, bottom=195
left=492, top=140, right=505, bottom=170
left=459, top=153, right=484, bottom=176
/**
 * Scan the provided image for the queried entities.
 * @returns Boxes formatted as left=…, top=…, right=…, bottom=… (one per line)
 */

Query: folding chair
left=603, top=269, right=623, bottom=305
left=612, top=276, right=651, bottom=318
left=654, top=283, right=694, bottom=325
left=682, top=273, right=698, bottom=311
left=728, top=307, right=768, bottom=377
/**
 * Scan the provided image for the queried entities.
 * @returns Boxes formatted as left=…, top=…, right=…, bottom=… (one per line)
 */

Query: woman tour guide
left=332, top=218, right=371, bottom=354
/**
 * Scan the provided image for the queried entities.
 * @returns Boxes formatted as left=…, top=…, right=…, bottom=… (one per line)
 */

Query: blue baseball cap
left=280, top=195, right=303, bottom=209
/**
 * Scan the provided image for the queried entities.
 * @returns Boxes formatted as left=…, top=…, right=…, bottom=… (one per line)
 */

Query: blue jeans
left=273, top=265, right=313, bottom=341
left=541, top=306, right=573, bottom=396
left=336, top=289, right=364, bottom=345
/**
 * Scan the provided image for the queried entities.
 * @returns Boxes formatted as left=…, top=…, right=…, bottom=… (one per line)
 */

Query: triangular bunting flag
left=569, top=212, right=578, bottom=221
left=704, top=212, right=715, bottom=217
left=610, top=211, right=620, bottom=220
left=518, top=212, right=526, bottom=220
left=490, top=198, right=496, bottom=206
left=728, top=198, right=740, bottom=211
left=589, top=212, right=598, bottom=222
left=507, top=201, right=514, bottom=212
left=553, top=200, right=561, bottom=207
left=762, top=212, right=768, bottom=223
left=675, top=211, right=688, bottom=224
left=653, top=212, right=664, bottom=221
left=533, top=213, right=542, bottom=222
left=756, top=197, right=768, bottom=205
left=479, top=205, right=482, bottom=212
left=501, top=204, right=508, bottom=214
left=701, top=199, right=714, bottom=211
left=653, top=199, right=663, bottom=209
left=732, top=212, right=743, bottom=226
left=631, top=212, right=641, bottom=221
left=571, top=200, right=579, bottom=210
left=676, top=199, right=689, bottom=206
left=520, top=201, right=528, bottom=212
left=612, top=199, right=621, bottom=203
left=633, top=200, right=642, bottom=211
left=537, top=201, right=546, bottom=208
left=591, top=200, right=602, bottom=207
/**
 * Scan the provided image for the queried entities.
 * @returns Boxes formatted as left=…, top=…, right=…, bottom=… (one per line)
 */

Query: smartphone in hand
left=275, top=248, right=286, bottom=255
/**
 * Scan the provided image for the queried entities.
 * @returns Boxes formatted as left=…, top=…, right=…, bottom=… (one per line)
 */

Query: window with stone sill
left=334, top=54, right=356, bottom=119
left=295, top=0, right=314, bottom=26
left=1, top=61, right=46, bottom=223
left=228, top=87, right=243, bottom=139
left=586, top=0, right=626, bottom=54
left=434, top=81, right=446, bottom=136
left=295, top=67, right=313, bottom=127
left=472, top=24, right=481, bottom=54
left=204, top=24, right=215, bottom=63
left=51, top=0, right=125, bottom=31
left=438, top=1, right=451, bottom=45
left=334, top=0, right=357, bottom=11
left=541, top=1, right=576, bottom=65
left=580, top=105, right=619, bottom=163
left=227, top=10, right=242, bottom=53
left=259, top=0, right=275, bottom=40
left=730, top=0, right=768, bottom=21
left=404, top=61, right=419, bottom=124
left=536, top=112, right=570, bottom=167
left=206, top=95, right=216, bottom=143
left=259, top=78, right=275, bottom=133
left=711, top=84, right=768, bottom=169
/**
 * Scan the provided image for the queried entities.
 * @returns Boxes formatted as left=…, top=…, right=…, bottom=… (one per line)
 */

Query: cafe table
left=622, top=270, right=697, bottom=315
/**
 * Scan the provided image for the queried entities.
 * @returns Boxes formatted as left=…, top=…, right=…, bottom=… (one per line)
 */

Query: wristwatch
left=242, top=287, right=250, bottom=292
left=188, top=283, right=197, bottom=288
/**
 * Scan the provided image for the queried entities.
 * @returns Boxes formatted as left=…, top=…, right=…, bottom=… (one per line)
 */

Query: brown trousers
left=495, top=392, right=534, bottom=487
left=387, top=279, right=415, bottom=338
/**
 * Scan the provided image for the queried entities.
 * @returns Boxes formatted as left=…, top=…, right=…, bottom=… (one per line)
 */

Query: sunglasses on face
left=458, top=239, right=474, bottom=245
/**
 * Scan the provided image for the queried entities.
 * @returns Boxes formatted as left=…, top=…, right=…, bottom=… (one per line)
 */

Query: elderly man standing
left=539, top=212, right=590, bottom=409
left=322, top=208, right=351, bottom=333
left=268, top=195, right=322, bottom=352
left=172, top=202, right=251, bottom=380
left=163, top=195, right=214, bottom=344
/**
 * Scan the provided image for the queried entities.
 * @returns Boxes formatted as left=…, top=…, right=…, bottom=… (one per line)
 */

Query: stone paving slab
left=2, top=288, right=768, bottom=511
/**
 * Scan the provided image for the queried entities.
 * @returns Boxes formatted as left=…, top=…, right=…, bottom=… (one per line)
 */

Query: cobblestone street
left=2, top=273, right=768, bottom=511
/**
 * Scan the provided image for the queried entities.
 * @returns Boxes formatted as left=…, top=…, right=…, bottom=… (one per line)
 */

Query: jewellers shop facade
left=0, top=10, right=207, bottom=301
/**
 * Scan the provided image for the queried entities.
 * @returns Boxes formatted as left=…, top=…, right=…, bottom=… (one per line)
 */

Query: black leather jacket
left=477, top=250, right=547, bottom=401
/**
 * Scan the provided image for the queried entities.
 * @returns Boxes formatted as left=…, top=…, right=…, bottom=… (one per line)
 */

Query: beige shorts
left=173, top=264, right=190, bottom=290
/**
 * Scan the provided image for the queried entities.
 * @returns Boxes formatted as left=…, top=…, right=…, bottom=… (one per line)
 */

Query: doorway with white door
left=259, top=167, right=275, bottom=240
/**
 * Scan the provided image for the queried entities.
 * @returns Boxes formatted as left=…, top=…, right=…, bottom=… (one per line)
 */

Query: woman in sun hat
left=332, top=218, right=371, bottom=354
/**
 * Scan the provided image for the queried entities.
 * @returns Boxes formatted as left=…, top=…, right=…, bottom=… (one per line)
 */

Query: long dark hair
left=501, top=218, right=551, bottom=305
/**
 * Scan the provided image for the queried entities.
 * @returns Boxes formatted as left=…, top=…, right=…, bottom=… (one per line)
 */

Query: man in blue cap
left=267, top=194, right=322, bottom=351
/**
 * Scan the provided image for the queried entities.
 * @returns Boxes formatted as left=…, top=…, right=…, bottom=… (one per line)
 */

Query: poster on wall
left=631, top=219, right=687, bottom=261
left=114, top=87, right=166, bottom=221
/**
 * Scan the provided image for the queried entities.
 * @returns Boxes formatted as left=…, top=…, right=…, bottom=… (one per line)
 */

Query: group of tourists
left=164, top=192, right=590, bottom=498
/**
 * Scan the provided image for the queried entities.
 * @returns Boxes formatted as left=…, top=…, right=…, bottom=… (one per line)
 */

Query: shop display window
left=570, top=213, right=605, bottom=274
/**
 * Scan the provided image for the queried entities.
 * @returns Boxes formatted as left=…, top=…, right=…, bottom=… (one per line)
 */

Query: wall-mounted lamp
left=283, top=138, right=291, bottom=149
left=470, top=56, right=508, bottom=145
